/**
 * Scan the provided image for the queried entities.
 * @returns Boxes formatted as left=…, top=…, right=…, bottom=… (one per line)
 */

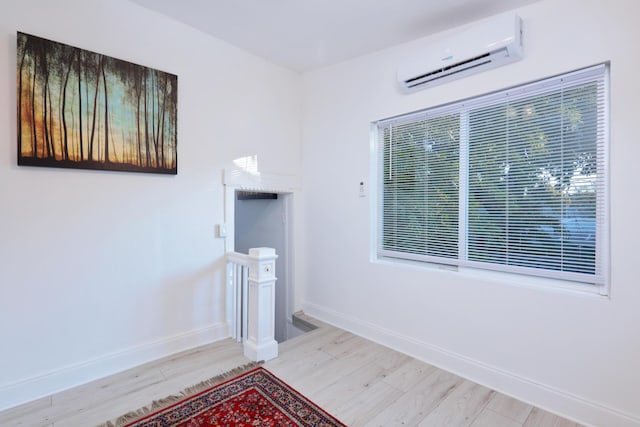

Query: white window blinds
left=377, top=64, right=608, bottom=288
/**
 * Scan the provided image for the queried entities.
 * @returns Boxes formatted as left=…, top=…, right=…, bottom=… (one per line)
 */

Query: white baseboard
left=303, top=302, right=640, bottom=427
left=0, top=322, right=229, bottom=412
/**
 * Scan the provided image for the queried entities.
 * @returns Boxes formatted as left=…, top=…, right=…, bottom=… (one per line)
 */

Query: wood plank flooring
left=0, top=316, right=584, bottom=426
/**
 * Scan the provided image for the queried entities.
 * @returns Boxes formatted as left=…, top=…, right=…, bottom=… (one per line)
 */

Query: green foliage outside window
left=381, top=72, right=603, bottom=281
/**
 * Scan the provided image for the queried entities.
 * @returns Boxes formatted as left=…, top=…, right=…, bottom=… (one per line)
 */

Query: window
left=376, top=64, right=608, bottom=289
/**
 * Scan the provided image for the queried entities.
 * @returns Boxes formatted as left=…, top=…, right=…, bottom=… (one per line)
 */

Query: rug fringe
left=96, top=361, right=263, bottom=427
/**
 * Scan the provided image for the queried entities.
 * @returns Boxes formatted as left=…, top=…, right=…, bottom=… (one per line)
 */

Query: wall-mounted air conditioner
left=397, top=13, right=523, bottom=92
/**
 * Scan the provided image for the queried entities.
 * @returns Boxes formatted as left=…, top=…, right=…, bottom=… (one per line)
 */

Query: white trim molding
left=223, top=167, right=299, bottom=338
left=223, top=167, right=300, bottom=193
left=222, top=167, right=299, bottom=254
left=303, top=301, right=640, bottom=427
left=0, top=322, right=228, bottom=412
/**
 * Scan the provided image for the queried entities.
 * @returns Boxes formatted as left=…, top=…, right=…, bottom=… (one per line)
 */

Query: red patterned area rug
left=102, top=366, right=346, bottom=427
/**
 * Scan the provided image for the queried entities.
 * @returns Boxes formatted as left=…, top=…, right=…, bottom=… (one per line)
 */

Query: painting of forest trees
left=17, top=32, right=177, bottom=174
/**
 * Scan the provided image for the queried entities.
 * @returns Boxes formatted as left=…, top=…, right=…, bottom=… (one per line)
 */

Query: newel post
left=244, top=247, right=279, bottom=361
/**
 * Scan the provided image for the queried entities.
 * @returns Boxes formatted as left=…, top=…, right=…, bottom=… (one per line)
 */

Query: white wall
left=300, top=0, right=640, bottom=425
left=0, top=0, right=301, bottom=410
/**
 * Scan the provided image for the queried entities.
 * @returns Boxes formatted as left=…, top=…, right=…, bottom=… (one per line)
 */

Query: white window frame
left=372, top=64, right=610, bottom=295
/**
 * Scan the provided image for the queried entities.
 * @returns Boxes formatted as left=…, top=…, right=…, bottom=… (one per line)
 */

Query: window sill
left=373, top=256, right=609, bottom=299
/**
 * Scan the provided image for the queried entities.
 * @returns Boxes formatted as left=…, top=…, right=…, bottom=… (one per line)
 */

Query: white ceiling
left=130, top=0, right=540, bottom=72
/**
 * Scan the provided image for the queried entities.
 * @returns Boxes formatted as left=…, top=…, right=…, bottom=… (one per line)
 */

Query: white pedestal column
left=243, top=247, right=279, bottom=361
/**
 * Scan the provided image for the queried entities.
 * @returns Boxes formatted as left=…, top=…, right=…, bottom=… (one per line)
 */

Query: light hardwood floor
left=0, top=316, right=584, bottom=427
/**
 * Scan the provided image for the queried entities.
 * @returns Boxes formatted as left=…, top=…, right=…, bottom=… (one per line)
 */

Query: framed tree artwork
left=17, top=32, right=178, bottom=174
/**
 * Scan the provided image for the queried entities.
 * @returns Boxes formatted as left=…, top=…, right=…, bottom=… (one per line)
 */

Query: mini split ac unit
left=397, top=13, right=523, bottom=92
